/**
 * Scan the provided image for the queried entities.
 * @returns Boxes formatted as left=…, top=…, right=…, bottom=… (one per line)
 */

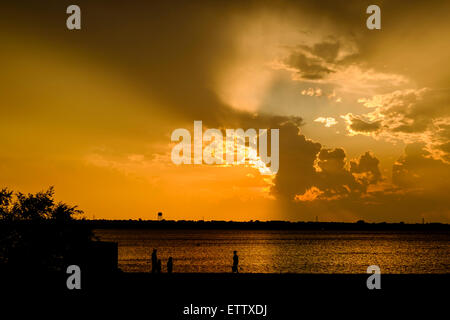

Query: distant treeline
left=81, top=219, right=449, bottom=231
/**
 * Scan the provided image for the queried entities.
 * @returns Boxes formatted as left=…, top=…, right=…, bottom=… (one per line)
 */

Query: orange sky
left=1, top=1, right=449, bottom=222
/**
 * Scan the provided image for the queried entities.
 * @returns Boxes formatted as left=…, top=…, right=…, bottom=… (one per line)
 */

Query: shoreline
left=88, top=220, right=450, bottom=231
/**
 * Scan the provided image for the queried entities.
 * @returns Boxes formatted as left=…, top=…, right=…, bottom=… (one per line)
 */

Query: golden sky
left=1, top=1, right=449, bottom=222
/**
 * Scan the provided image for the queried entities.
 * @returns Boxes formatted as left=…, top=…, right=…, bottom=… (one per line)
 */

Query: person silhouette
left=167, top=257, right=173, bottom=274
left=157, top=259, right=162, bottom=273
left=151, top=249, right=157, bottom=273
left=232, top=250, right=239, bottom=273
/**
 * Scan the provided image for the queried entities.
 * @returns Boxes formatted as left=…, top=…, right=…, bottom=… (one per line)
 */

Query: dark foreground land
left=1, top=220, right=448, bottom=317
left=1, top=271, right=448, bottom=318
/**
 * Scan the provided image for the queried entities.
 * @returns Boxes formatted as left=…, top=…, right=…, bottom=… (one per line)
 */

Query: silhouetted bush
left=0, top=186, right=82, bottom=221
left=0, top=187, right=92, bottom=272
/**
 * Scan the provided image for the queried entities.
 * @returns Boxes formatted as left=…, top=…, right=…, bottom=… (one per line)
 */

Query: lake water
left=94, top=229, right=450, bottom=274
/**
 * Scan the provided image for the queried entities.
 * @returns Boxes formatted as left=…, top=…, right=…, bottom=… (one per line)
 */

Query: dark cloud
left=316, top=148, right=363, bottom=196
left=348, top=116, right=382, bottom=133
left=275, top=141, right=450, bottom=222
left=379, top=143, right=450, bottom=221
left=271, top=123, right=382, bottom=203
left=350, top=152, right=382, bottom=184
left=271, top=122, right=321, bottom=199
left=300, top=41, right=341, bottom=63
left=267, top=123, right=447, bottom=222
left=393, top=143, right=450, bottom=189
left=350, top=89, right=450, bottom=162
left=285, top=52, right=334, bottom=80
left=382, top=89, right=450, bottom=134
left=317, top=148, right=346, bottom=173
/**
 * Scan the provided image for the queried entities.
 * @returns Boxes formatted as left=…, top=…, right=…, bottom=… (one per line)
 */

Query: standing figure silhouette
left=232, top=251, right=239, bottom=273
left=151, top=249, right=157, bottom=273
left=167, top=257, right=173, bottom=274
left=157, top=259, right=162, bottom=273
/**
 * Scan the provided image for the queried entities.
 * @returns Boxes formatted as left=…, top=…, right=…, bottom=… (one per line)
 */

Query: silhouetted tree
left=0, top=187, right=82, bottom=221
left=0, top=188, right=14, bottom=220
left=0, top=187, right=91, bottom=272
